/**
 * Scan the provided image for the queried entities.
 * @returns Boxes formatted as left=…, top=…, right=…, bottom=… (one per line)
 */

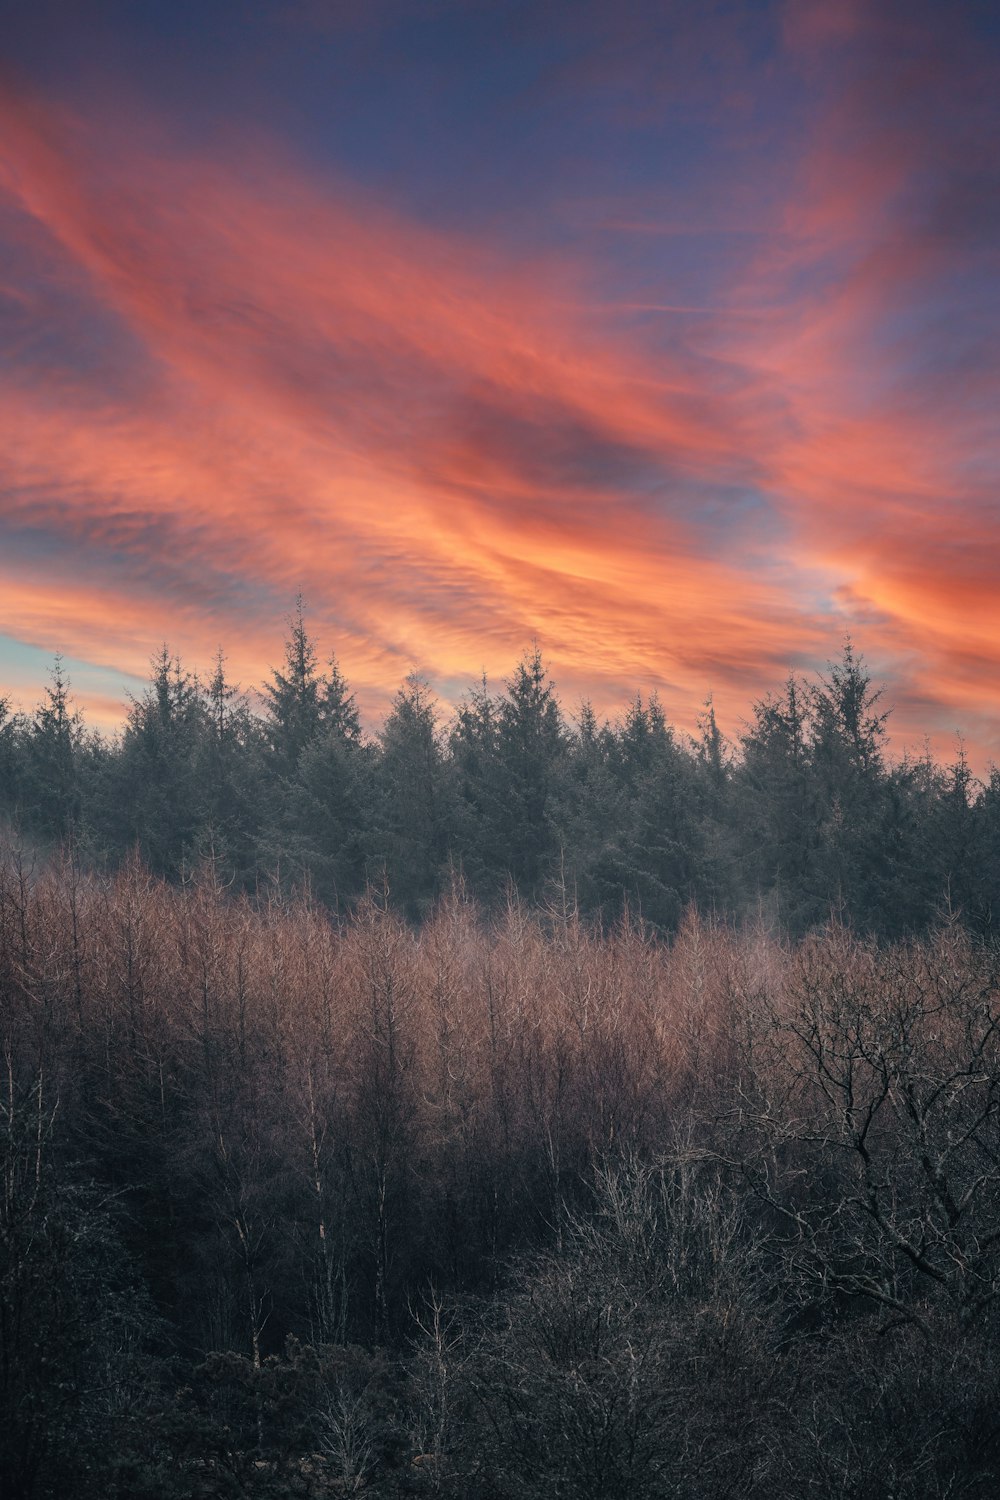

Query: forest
left=3, top=615, right=1000, bottom=1497
left=1, top=607, right=998, bottom=939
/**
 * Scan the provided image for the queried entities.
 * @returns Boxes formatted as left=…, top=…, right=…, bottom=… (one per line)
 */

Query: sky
left=1, top=0, right=998, bottom=764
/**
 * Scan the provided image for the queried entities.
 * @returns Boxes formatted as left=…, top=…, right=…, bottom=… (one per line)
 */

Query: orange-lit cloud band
left=1, top=3, right=998, bottom=766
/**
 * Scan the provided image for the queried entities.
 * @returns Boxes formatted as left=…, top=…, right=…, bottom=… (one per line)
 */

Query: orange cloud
left=0, top=83, right=821, bottom=731
left=0, top=28, right=998, bottom=770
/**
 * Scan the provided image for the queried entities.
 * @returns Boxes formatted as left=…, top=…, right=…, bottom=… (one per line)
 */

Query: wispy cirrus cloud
left=0, top=0, right=997, bottom=764
left=0, top=80, right=818, bottom=722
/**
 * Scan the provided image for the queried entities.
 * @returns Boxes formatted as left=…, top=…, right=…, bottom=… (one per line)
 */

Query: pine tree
left=0, top=694, right=22, bottom=823
left=374, top=675, right=454, bottom=916
left=692, top=696, right=738, bottom=913
left=613, top=694, right=703, bottom=931
left=195, top=649, right=266, bottom=877
left=737, top=675, right=819, bottom=927
left=320, top=655, right=362, bottom=744
left=23, top=655, right=84, bottom=843
left=272, top=631, right=372, bottom=906
left=811, top=638, right=889, bottom=777
left=282, top=732, right=375, bottom=908
left=494, top=648, right=568, bottom=898
left=449, top=673, right=505, bottom=895
left=616, top=693, right=672, bottom=792
left=551, top=701, right=628, bottom=918
left=979, top=768, right=1000, bottom=932
left=264, top=597, right=323, bottom=775
left=927, top=742, right=988, bottom=928
left=106, top=647, right=206, bottom=873
left=809, top=641, right=893, bottom=928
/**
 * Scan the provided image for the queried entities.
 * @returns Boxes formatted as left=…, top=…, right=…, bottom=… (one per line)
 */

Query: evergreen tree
left=320, top=655, right=362, bottom=744
left=494, top=648, right=568, bottom=898
left=812, top=638, right=890, bottom=775
left=276, top=641, right=371, bottom=907
left=737, top=675, right=819, bottom=928
left=613, top=695, right=704, bottom=931
left=616, top=693, right=672, bottom=792
left=374, top=675, right=454, bottom=917
left=449, top=674, right=505, bottom=895
left=264, top=597, right=323, bottom=776
left=551, top=702, right=628, bottom=918
left=104, top=647, right=206, bottom=873
left=808, top=641, right=894, bottom=929
left=696, top=697, right=726, bottom=794
left=0, top=694, right=22, bottom=824
left=691, top=696, right=738, bottom=915
left=979, top=768, right=1000, bottom=933
left=22, top=656, right=84, bottom=844
left=282, top=732, right=375, bottom=908
left=193, top=650, right=266, bottom=878
left=925, top=743, right=988, bottom=929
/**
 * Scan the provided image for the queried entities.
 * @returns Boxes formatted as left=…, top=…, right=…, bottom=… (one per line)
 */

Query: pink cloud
left=0, top=35, right=997, bottom=768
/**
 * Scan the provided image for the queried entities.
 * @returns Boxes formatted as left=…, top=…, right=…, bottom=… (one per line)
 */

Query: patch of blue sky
left=0, top=634, right=145, bottom=718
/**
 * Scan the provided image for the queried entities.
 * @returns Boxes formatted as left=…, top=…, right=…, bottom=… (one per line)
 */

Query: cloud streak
left=0, top=0, right=997, bottom=764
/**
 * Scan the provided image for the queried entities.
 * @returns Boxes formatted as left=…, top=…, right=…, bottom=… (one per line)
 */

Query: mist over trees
left=4, top=612, right=1000, bottom=1496
left=0, top=609, right=997, bottom=938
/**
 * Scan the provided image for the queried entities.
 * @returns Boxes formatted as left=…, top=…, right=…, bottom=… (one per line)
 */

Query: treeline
left=2, top=607, right=997, bottom=937
left=4, top=856, right=1000, bottom=1496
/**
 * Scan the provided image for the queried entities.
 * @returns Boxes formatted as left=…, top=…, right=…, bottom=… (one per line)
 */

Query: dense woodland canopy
left=4, top=612, right=1000, bottom=1497
left=5, top=865, right=1000, bottom=1497
left=1, top=603, right=998, bottom=937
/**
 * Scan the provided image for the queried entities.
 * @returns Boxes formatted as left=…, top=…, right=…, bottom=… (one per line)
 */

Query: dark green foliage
left=263, top=597, right=323, bottom=777
left=613, top=695, right=708, bottom=929
left=492, top=648, right=568, bottom=898
left=279, top=729, right=376, bottom=907
left=551, top=701, right=628, bottom=915
left=102, top=647, right=206, bottom=873
left=0, top=696, right=18, bottom=820
left=375, top=675, right=456, bottom=917
left=5, top=624, right=999, bottom=937
left=319, top=655, right=362, bottom=744
left=17, top=658, right=84, bottom=845
left=449, top=674, right=505, bottom=892
left=192, top=650, right=267, bottom=879
left=450, top=650, right=569, bottom=901
left=737, top=674, right=823, bottom=926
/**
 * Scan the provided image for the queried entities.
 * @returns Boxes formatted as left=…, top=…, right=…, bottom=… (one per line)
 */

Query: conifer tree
left=375, top=675, right=454, bottom=915
left=926, top=742, right=987, bottom=928
left=979, top=768, right=1000, bottom=931
left=320, top=655, right=362, bottom=744
left=23, top=656, right=84, bottom=843
left=737, top=675, right=818, bottom=927
left=450, top=674, right=504, bottom=894
left=614, top=693, right=704, bottom=930
left=278, top=636, right=371, bottom=905
left=811, top=638, right=889, bottom=777
left=809, top=641, right=893, bottom=927
left=0, top=694, right=22, bottom=823
left=282, top=733, right=375, bottom=908
left=108, top=647, right=205, bottom=873
left=551, top=701, right=628, bottom=917
left=264, top=597, right=323, bottom=775
left=195, top=649, right=265, bottom=876
left=494, top=648, right=568, bottom=897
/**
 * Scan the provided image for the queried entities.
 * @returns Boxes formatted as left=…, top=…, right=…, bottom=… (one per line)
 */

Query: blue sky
left=1, top=0, right=998, bottom=763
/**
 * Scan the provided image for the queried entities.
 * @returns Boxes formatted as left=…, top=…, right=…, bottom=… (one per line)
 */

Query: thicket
left=4, top=850, right=1000, bottom=1497
left=1, top=606, right=997, bottom=938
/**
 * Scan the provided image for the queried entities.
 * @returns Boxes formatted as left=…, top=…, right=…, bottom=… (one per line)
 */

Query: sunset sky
left=1, top=0, right=998, bottom=764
